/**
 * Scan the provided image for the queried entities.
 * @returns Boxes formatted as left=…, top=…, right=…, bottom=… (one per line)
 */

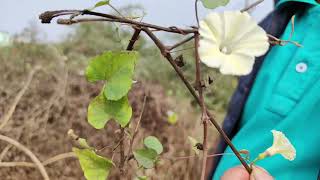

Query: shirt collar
left=276, top=0, right=319, bottom=8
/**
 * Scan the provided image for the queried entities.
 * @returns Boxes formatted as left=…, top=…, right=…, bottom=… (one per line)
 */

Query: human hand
left=221, top=166, right=274, bottom=180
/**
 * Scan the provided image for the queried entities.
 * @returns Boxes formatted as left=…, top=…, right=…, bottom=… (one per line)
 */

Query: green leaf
left=94, top=0, right=110, bottom=8
left=103, top=67, right=133, bottom=101
left=167, top=111, right=178, bottom=125
left=85, top=51, right=138, bottom=100
left=133, top=148, right=158, bottom=169
left=188, top=136, right=200, bottom=155
left=78, top=138, right=94, bottom=150
left=200, top=0, right=230, bottom=9
left=73, top=148, right=114, bottom=180
left=143, top=136, right=163, bottom=155
left=88, top=93, right=132, bottom=129
left=134, top=176, right=148, bottom=180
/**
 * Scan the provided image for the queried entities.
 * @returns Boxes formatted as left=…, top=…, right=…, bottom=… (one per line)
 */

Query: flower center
left=219, top=45, right=232, bottom=55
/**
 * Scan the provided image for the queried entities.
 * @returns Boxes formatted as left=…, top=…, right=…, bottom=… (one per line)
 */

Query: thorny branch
left=39, top=8, right=252, bottom=174
left=194, top=33, right=209, bottom=180
left=39, top=10, right=197, bottom=34
left=142, top=28, right=251, bottom=173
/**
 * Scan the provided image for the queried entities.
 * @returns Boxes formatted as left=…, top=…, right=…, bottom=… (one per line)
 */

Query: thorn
left=200, top=80, right=206, bottom=88
left=195, top=143, right=204, bottom=150
left=208, top=76, right=214, bottom=85
left=174, top=55, right=185, bottom=67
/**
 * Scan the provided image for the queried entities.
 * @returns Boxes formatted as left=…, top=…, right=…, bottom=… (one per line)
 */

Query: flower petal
left=199, top=46, right=225, bottom=68
left=200, top=12, right=224, bottom=43
left=198, top=11, right=269, bottom=76
left=232, top=27, right=269, bottom=57
left=220, top=53, right=254, bottom=75
left=223, top=11, right=255, bottom=43
left=269, top=130, right=296, bottom=161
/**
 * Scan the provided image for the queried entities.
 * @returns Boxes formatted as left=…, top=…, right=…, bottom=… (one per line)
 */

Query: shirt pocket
left=265, top=55, right=320, bottom=117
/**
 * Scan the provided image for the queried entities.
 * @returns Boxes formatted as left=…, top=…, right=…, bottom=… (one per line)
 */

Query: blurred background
left=0, top=0, right=273, bottom=179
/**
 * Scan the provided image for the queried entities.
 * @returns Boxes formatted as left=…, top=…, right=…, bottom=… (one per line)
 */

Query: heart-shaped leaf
left=73, top=148, right=114, bottom=180
left=133, top=148, right=158, bottom=169
left=88, top=92, right=132, bottom=129
left=94, top=0, right=110, bottom=8
left=200, top=0, right=230, bottom=9
left=85, top=51, right=138, bottom=100
left=144, top=136, right=163, bottom=155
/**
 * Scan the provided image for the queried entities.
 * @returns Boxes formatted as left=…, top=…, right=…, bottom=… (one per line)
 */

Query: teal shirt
left=214, top=2, right=320, bottom=180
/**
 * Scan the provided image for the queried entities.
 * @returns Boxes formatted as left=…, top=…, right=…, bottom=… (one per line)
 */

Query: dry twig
left=0, top=66, right=41, bottom=130
left=0, top=134, right=50, bottom=180
left=0, top=152, right=76, bottom=168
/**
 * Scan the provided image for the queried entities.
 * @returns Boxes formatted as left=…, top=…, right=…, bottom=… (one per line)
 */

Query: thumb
left=250, top=166, right=273, bottom=180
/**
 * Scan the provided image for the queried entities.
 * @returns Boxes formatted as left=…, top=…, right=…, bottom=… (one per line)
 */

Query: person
left=207, top=0, right=320, bottom=179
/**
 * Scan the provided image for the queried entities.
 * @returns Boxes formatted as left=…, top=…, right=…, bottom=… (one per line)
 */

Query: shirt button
left=296, top=62, right=308, bottom=73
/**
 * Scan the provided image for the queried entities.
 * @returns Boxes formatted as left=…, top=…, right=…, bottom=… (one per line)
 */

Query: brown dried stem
left=142, top=27, right=251, bottom=173
left=0, top=134, right=50, bottom=180
left=0, top=66, right=41, bottom=130
left=39, top=10, right=196, bottom=34
left=126, top=95, right=147, bottom=163
left=0, top=152, right=76, bottom=168
left=194, top=33, right=209, bottom=180
left=168, top=35, right=195, bottom=51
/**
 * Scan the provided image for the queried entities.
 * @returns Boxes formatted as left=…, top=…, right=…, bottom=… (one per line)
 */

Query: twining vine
left=35, top=0, right=298, bottom=179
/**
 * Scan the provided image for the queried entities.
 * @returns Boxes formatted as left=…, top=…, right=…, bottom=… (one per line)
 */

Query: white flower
left=257, top=130, right=296, bottom=161
left=199, top=11, right=269, bottom=75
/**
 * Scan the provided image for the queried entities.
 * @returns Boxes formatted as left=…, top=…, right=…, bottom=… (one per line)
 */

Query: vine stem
left=167, top=35, right=195, bottom=51
left=119, top=28, right=142, bottom=174
left=0, top=134, right=50, bottom=180
left=126, top=95, right=147, bottom=163
left=195, top=0, right=200, bottom=27
left=194, top=33, right=209, bottom=180
left=168, top=152, right=237, bottom=161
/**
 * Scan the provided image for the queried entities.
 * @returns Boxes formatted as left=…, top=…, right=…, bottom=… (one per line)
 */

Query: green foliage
left=85, top=51, right=138, bottom=129
left=86, top=51, right=138, bottom=100
left=94, top=0, right=110, bottom=8
left=88, top=93, right=132, bottom=129
left=73, top=148, right=114, bottom=180
left=200, top=0, right=230, bottom=9
left=135, top=176, right=148, bottom=180
left=78, top=138, right=94, bottom=150
left=133, top=148, right=158, bottom=169
left=144, top=136, right=163, bottom=154
left=133, top=136, right=163, bottom=169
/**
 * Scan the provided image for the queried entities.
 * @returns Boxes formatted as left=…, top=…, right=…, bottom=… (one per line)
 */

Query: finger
left=221, top=166, right=250, bottom=180
left=250, top=166, right=273, bottom=180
